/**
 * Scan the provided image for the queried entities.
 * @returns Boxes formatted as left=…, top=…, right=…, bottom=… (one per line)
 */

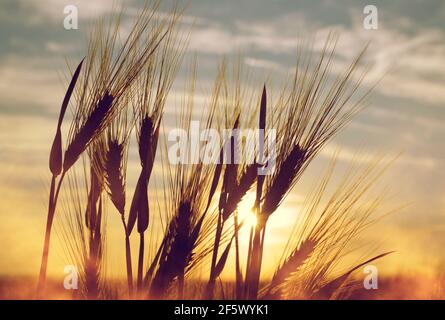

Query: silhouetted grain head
left=64, top=91, right=114, bottom=173
left=127, top=19, right=186, bottom=237
left=168, top=163, right=217, bottom=271
left=312, top=252, right=393, bottom=300
left=259, top=37, right=370, bottom=223
left=105, top=140, right=126, bottom=215
left=262, top=144, right=304, bottom=217
left=224, top=164, right=257, bottom=220
left=263, top=239, right=317, bottom=299
left=148, top=64, right=227, bottom=297
left=103, top=98, right=132, bottom=218
left=275, top=157, right=392, bottom=299
left=150, top=201, right=193, bottom=297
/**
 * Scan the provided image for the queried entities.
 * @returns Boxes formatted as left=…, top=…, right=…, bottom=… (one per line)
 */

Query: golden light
left=244, top=211, right=258, bottom=229
left=236, top=191, right=257, bottom=229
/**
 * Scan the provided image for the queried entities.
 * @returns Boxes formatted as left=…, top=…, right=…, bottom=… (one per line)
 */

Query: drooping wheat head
left=147, top=60, right=225, bottom=298
left=245, top=35, right=372, bottom=299
left=262, top=157, right=392, bottom=300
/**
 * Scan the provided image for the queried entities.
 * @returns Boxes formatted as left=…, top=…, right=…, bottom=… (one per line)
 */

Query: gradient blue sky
left=0, top=0, right=445, bottom=278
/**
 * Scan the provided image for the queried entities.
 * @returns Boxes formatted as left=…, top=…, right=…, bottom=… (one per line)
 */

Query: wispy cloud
left=321, top=142, right=438, bottom=171
left=186, top=6, right=445, bottom=108
left=0, top=56, right=64, bottom=116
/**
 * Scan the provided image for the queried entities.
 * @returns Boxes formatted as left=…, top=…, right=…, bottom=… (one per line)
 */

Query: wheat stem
left=37, top=171, right=66, bottom=297
left=137, top=233, right=145, bottom=291
left=205, top=212, right=223, bottom=299
left=120, top=215, right=134, bottom=296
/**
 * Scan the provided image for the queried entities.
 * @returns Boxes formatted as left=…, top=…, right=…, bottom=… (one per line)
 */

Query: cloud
left=320, top=15, right=445, bottom=106
left=13, top=0, right=445, bottom=108
left=368, top=105, right=445, bottom=135
left=0, top=56, right=64, bottom=116
left=187, top=12, right=311, bottom=55
left=188, top=26, right=235, bottom=54
left=320, top=140, right=438, bottom=170
left=44, top=41, right=77, bottom=54
left=244, top=57, right=284, bottom=71
left=187, top=8, right=445, bottom=107
left=378, top=72, right=445, bottom=106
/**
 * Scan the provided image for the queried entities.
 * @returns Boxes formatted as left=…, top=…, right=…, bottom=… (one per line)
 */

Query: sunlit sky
left=0, top=0, right=445, bottom=281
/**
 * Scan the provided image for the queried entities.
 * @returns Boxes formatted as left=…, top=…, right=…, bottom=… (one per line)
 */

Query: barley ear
left=264, top=239, right=316, bottom=299
left=105, top=140, right=126, bottom=215
left=63, top=91, right=114, bottom=172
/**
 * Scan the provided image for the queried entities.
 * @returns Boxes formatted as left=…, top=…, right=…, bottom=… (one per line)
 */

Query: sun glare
left=245, top=212, right=258, bottom=228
